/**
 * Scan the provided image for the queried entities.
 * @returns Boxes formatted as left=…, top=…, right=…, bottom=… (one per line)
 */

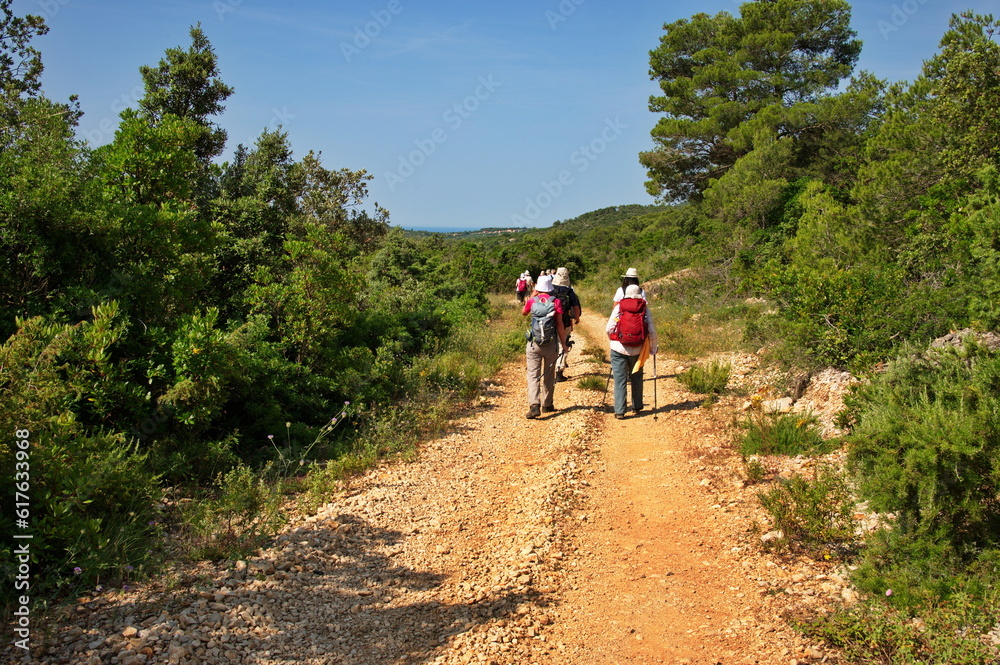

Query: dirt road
left=27, top=308, right=843, bottom=665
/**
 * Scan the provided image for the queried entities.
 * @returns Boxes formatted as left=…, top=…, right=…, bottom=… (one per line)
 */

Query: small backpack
left=550, top=285, right=574, bottom=327
left=527, top=296, right=557, bottom=345
left=516, top=278, right=527, bottom=292
left=610, top=298, right=647, bottom=345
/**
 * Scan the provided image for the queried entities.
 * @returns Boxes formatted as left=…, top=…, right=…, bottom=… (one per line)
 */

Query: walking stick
left=653, top=354, right=658, bottom=421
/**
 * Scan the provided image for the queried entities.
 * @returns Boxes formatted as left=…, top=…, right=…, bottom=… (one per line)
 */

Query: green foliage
left=576, top=375, right=607, bottom=391
left=757, top=466, right=856, bottom=557
left=845, top=340, right=1000, bottom=557
left=739, top=411, right=831, bottom=457
left=0, top=304, right=162, bottom=600
left=765, top=265, right=930, bottom=371
left=800, top=580, right=1000, bottom=665
left=180, top=463, right=285, bottom=560
left=677, top=361, right=731, bottom=395
left=0, top=0, right=48, bottom=123
left=137, top=24, right=233, bottom=163
left=641, top=0, right=861, bottom=201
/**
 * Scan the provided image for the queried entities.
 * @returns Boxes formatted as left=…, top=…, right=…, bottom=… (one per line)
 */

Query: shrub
left=180, top=463, right=286, bottom=561
left=577, top=375, right=607, bottom=391
left=677, top=360, right=731, bottom=394
left=800, top=581, right=1000, bottom=665
left=738, top=411, right=833, bottom=457
left=846, top=340, right=1000, bottom=558
left=757, top=466, right=857, bottom=557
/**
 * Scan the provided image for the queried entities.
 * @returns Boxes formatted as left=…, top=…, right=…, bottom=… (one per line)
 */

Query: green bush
left=846, top=340, right=1000, bottom=558
left=738, top=411, right=832, bottom=456
left=757, top=466, right=857, bottom=557
left=677, top=360, right=731, bottom=394
left=180, top=463, right=286, bottom=561
left=800, top=582, right=1000, bottom=665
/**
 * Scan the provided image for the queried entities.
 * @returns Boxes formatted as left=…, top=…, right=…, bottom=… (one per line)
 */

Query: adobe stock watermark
left=546, top=0, right=586, bottom=30
left=212, top=0, right=243, bottom=21
left=877, top=0, right=934, bottom=39
left=384, top=75, right=501, bottom=192
left=510, top=116, right=627, bottom=225
left=80, top=84, right=146, bottom=147
left=235, top=106, right=297, bottom=149
left=341, top=0, right=403, bottom=63
left=11, top=428, right=33, bottom=652
left=34, top=0, right=70, bottom=20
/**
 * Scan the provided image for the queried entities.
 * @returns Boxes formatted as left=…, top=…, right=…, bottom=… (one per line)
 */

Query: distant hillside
left=401, top=204, right=671, bottom=242
left=543, top=204, right=670, bottom=235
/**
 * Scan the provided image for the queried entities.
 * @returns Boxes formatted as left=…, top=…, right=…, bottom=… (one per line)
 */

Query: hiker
left=551, top=267, right=581, bottom=382
left=522, top=274, right=567, bottom=419
left=613, top=267, right=647, bottom=303
left=516, top=272, right=529, bottom=304
left=607, top=284, right=658, bottom=419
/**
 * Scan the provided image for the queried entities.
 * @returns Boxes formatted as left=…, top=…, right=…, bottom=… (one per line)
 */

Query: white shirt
left=613, top=286, right=647, bottom=303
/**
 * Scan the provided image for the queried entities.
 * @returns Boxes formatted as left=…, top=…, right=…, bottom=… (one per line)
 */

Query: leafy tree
left=137, top=24, right=233, bottom=163
left=0, top=0, right=46, bottom=125
left=640, top=0, right=861, bottom=202
left=928, top=12, right=1000, bottom=175
left=94, top=110, right=216, bottom=325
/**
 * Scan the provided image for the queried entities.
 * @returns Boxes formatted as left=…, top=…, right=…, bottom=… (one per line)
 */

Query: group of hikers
left=517, top=267, right=658, bottom=420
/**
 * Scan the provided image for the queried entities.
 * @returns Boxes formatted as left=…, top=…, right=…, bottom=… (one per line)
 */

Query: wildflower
left=344, top=401, right=350, bottom=406
left=123, top=585, right=132, bottom=592
left=73, top=567, right=82, bottom=575
left=886, top=589, right=893, bottom=597
left=125, top=565, right=134, bottom=572
left=286, top=421, right=291, bottom=428
left=95, top=585, right=103, bottom=592
left=268, top=434, right=274, bottom=440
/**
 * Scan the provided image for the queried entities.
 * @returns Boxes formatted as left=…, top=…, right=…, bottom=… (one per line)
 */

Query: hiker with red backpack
left=606, top=284, right=658, bottom=419
left=516, top=272, right=529, bottom=304
left=522, top=274, right=567, bottom=419
left=613, top=267, right=647, bottom=303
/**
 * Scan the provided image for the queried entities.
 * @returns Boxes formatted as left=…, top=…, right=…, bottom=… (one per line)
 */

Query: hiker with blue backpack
left=522, top=274, right=567, bottom=419
left=606, top=284, right=658, bottom=419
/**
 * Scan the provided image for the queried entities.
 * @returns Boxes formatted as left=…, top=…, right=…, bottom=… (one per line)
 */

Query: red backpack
left=610, top=298, right=647, bottom=345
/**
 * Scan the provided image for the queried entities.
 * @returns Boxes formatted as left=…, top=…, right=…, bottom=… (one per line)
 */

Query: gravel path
left=17, top=308, right=854, bottom=665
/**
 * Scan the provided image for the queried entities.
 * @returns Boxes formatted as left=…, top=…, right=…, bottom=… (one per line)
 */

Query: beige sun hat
left=621, top=267, right=639, bottom=279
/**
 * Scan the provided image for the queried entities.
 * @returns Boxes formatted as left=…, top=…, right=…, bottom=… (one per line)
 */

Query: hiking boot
left=555, top=370, right=567, bottom=382
left=526, top=404, right=541, bottom=419
left=614, top=412, right=626, bottom=420
left=541, top=404, right=556, bottom=413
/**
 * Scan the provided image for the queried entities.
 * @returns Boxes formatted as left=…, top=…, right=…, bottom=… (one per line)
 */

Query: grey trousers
left=526, top=340, right=560, bottom=407
left=610, top=349, right=643, bottom=415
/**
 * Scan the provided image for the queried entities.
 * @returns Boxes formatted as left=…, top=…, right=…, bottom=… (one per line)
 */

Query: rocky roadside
left=11, top=310, right=868, bottom=665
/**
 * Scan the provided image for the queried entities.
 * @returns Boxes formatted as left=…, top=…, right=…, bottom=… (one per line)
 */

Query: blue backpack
left=527, top=296, right=557, bottom=345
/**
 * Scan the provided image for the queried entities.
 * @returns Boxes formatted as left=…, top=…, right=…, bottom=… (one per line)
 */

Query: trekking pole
left=653, top=354, right=658, bottom=421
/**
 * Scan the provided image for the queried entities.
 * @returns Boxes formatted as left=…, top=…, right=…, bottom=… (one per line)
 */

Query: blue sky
left=18, top=0, right=995, bottom=230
